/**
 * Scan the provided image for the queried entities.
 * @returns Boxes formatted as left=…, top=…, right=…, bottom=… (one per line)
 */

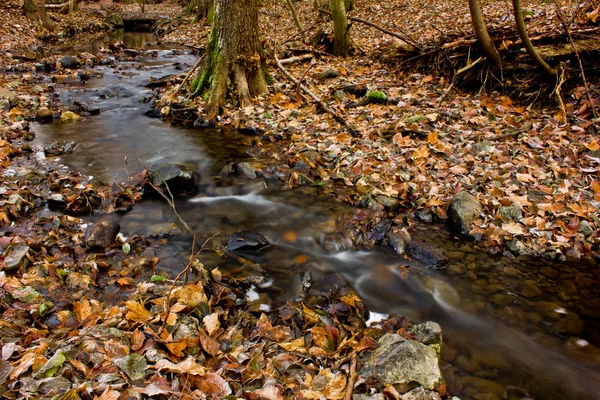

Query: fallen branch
left=553, top=0, right=598, bottom=119
left=456, top=56, right=485, bottom=74
left=344, top=356, right=358, bottom=400
left=273, top=48, right=359, bottom=136
left=296, top=58, right=316, bottom=96
left=319, top=9, right=419, bottom=49
left=279, top=54, right=314, bottom=64
left=179, top=54, right=205, bottom=95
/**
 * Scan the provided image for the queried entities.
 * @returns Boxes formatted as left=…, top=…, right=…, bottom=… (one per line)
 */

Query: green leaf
left=151, top=274, right=166, bottom=282
left=120, top=353, right=147, bottom=381
left=122, top=243, right=131, bottom=254
left=35, top=350, right=66, bottom=378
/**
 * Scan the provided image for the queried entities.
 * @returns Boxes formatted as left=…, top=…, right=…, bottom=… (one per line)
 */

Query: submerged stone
left=227, top=230, right=269, bottom=252
left=407, top=238, right=449, bottom=269
left=147, top=163, right=198, bottom=195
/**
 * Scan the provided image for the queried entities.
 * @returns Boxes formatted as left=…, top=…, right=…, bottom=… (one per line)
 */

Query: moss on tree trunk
left=191, top=0, right=268, bottom=121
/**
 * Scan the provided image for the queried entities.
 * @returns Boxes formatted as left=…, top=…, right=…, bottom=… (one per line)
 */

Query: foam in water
left=189, top=192, right=281, bottom=208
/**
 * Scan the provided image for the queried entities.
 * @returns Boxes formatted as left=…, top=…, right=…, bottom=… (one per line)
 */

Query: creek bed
left=32, top=35, right=600, bottom=400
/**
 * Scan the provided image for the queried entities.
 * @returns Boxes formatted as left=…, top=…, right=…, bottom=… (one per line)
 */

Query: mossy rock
left=367, top=90, right=387, bottom=104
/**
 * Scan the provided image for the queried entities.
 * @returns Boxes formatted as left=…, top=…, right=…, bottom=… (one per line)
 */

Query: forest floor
left=0, top=0, right=599, bottom=399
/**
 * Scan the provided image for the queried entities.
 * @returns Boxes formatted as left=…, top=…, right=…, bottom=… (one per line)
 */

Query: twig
left=456, top=56, right=484, bottom=75
left=344, top=355, right=358, bottom=400
left=318, top=9, right=419, bottom=49
left=279, top=54, right=314, bottom=64
left=272, top=47, right=359, bottom=137
left=139, top=159, right=193, bottom=234
left=179, top=54, right=206, bottom=95
left=296, top=58, right=316, bottom=96
left=553, top=66, right=568, bottom=122
left=158, top=233, right=219, bottom=335
left=553, top=0, right=598, bottom=119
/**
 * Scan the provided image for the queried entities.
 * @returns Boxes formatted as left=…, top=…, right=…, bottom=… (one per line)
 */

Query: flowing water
left=32, top=34, right=600, bottom=400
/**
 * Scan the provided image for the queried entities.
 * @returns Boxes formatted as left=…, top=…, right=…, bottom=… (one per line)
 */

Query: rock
left=408, top=321, right=442, bottom=346
left=400, top=387, right=442, bottom=400
left=579, top=220, right=594, bottom=236
left=47, top=193, right=66, bottom=211
left=238, top=180, right=268, bottom=194
left=447, top=264, right=465, bottom=275
left=36, top=107, right=54, bottom=122
left=449, top=191, right=482, bottom=236
left=505, top=239, right=527, bottom=255
left=540, top=266, right=558, bottom=279
left=236, top=162, right=257, bottom=179
left=333, top=90, right=347, bottom=102
left=375, top=195, right=400, bottom=211
left=415, top=209, right=433, bottom=223
left=3, top=245, right=30, bottom=271
left=360, top=334, right=444, bottom=393
left=85, top=221, right=120, bottom=250
left=520, top=281, right=542, bottom=298
left=0, top=88, right=19, bottom=107
left=502, top=266, right=519, bottom=277
left=227, top=230, right=269, bottom=252
left=60, top=111, right=82, bottom=122
left=239, top=127, right=259, bottom=136
left=498, top=206, right=522, bottom=222
left=407, top=238, right=449, bottom=269
left=147, top=163, right=198, bottom=195
left=368, top=220, right=392, bottom=242
left=59, top=55, right=79, bottom=69
left=353, top=395, right=385, bottom=400
left=387, top=227, right=411, bottom=255
left=553, top=313, right=584, bottom=335
left=316, top=68, right=339, bottom=80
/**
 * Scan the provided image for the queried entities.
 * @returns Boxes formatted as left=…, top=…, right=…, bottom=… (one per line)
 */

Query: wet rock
left=360, top=333, right=444, bottom=393
left=502, top=266, right=519, bottom=277
left=407, top=238, right=449, bottom=269
left=409, top=321, right=442, bottom=346
left=579, top=220, right=594, bottom=236
left=239, top=126, right=259, bottom=136
left=368, top=220, right=392, bottom=242
left=236, top=162, right=257, bottom=179
left=227, top=230, right=269, bottom=252
left=85, top=221, right=120, bottom=250
left=540, top=266, right=558, bottom=279
left=505, top=239, right=527, bottom=255
left=60, top=111, right=82, bottom=122
left=36, top=107, right=53, bottom=122
left=144, top=107, right=162, bottom=118
left=59, top=55, right=79, bottom=69
left=47, top=193, right=66, bottom=211
left=146, top=163, right=198, bottom=195
left=146, top=74, right=175, bottom=88
left=387, top=227, right=411, bottom=255
left=449, top=191, right=482, bottom=236
left=415, top=209, right=433, bottom=223
left=3, top=245, right=29, bottom=271
left=0, top=88, right=19, bottom=107
left=447, top=263, right=465, bottom=275
left=553, top=313, right=584, bottom=335
left=238, top=180, right=268, bottom=194
left=520, top=281, right=542, bottom=298
left=375, top=195, right=400, bottom=211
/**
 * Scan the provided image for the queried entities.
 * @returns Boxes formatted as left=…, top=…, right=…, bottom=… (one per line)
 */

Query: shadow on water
left=32, top=34, right=600, bottom=400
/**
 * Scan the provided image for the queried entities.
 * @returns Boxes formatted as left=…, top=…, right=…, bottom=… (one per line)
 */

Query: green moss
left=367, top=90, right=387, bottom=103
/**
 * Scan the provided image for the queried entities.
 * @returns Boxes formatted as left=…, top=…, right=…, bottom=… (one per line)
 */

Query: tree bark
left=512, top=0, right=557, bottom=76
left=192, top=0, right=268, bottom=121
left=23, top=0, right=53, bottom=30
left=468, top=0, right=501, bottom=69
left=330, top=0, right=349, bottom=57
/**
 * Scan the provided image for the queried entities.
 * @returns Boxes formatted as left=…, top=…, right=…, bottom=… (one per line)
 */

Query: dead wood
left=273, top=49, right=359, bottom=137
left=279, top=54, right=314, bottom=64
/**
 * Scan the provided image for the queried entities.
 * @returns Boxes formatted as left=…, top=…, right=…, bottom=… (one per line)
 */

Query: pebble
left=503, top=266, right=519, bottom=277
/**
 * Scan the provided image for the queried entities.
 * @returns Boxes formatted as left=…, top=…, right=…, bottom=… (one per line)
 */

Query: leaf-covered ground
left=159, top=0, right=600, bottom=260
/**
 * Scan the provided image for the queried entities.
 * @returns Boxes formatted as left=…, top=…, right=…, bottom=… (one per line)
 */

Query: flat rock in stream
left=407, top=238, right=449, bottom=269
left=360, top=333, right=444, bottom=394
left=85, top=221, right=120, bottom=250
left=146, top=163, right=198, bottom=195
left=227, top=230, right=269, bottom=252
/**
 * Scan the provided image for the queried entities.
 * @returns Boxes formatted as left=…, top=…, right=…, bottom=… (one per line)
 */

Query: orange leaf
left=125, top=300, right=152, bottom=323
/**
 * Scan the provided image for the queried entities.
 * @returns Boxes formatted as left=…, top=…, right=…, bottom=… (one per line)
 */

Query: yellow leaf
left=283, top=230, right=298, bottom=243
left=588, top=6, right=600, bottom=22
left=586, top=140, right=600, bottom=151
left=203, top=313, right=220, bottom=336
left=427, top=131, right=438, bottom=144
left=125, top=300, right=152, bottom=323
left=73, top=299, right=92, bottom=323
left=176, top=283, right=207, bottom=307
left=154, top=356, right=206, bottom=376
left=278, top=337, right=307, bottom=353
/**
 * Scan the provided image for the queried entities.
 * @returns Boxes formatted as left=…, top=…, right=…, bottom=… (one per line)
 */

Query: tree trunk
left=468, top=0, right=501, bottom=69
left=22, top=0, right=53, bottom=30
left=330, top=0, right=349, bottom=57
left=188, top=0, right=213, bottom=23
left=512, top=0, right=557, bottom=76
left=192, top=0, right=268, bottom=121
left=286, top=0, right=304, bottom=34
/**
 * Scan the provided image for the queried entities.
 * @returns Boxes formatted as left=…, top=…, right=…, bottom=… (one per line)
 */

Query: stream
left=32, top=33, right=600, bottom=400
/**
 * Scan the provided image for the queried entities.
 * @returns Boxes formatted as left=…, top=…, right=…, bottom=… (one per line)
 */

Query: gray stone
left=387, top=227, right=411, bottom=255
left=360, top=333, right=443, bottom=393
left=236, top=162, right=257, bottom=179
left=408, top=321, right=442, bottom=346
left=59, top=55, right=79, bottom=69
left=499, top=206, right=522, bottom=222
left=449, top=191, right=482, bottom=236
left=400, top=387, right=442, bottom=400
left=0, top=88, right=19, bottom=107
left=353, top=395, right=385, bottom=400
left=579, top=220, right=594, bottom=236
left=505, top=239, right=527, bottom=255
left=4, top=245, right=29, bottom=271
left=227, top=230, right=269, bottom=252
left=333, top=90, right=347, bottom=102
left=85, top=221, right=120, bottom=250
left=238, top=180, right=268, bottom=194
left=147, top=163, right=198, bottom=194
left=375, top=195, right=400, bottom=211
left=407, top=238, right=449, bottom=269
